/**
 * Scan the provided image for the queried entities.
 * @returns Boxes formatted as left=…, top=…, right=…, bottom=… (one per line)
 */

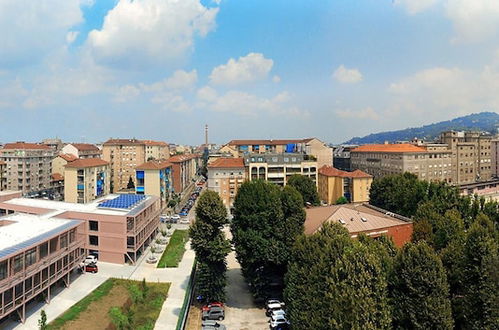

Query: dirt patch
left=185, top=304, right=202, bottom=330
left=62, top=284, right=130, bottom=330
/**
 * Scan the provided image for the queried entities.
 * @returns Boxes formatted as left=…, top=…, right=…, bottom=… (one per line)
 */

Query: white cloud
left=142, top=70, right=198, bottom=92
left=209, top=53, right=274, bottom=86
left=66, top=31, right=79, bottom=44
left=394, top=0, right=438, bottom=15
left=0, top=0, right=86, bottom=67
left=336, top=107, right=380, bottom=120
left=332, top=65, right=363, bottom=84
left=272, top=75, right=281, bottom=83
left=113, top=85, right=141, bottom=103
left=196, top=86, right=218, bottom=102
left=87, top=0, right=218, bottom=68
left=152, top=92, right=191, bottom=113
left=445, top=0, right=499, bottom=43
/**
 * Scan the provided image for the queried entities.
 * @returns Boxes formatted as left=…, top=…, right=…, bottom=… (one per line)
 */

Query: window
left=69, top=229, right=76, bottom=243
left=89, top=220, right=99, bottom=231
left=49, top=238, right=58, bottom=254
left=13, top=254, right=23, bottom=274
left=39, top=242, right=48, bottom=259
left=25, top=248, right=37, bottom=267
left=0, top=260, right=7, bottom=280
left=89, top=235, right=99, bottom=246
left=60, top=233, right=68, bottom=248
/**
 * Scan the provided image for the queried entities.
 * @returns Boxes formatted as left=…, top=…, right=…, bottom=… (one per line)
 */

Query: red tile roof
left=103, top=138, right=143, bottom=146
left=51, top=173, right=64, bottom=181
left=65, top=158, right=109, bottom=168
left=351, top=144, right=427, bottom=153
left=169, top=154, right=200, bottom=163
left=70, top=143, right=100, bottom=151
left=136, top=160, right=172, bottom=170
left=227, top=139, right=309, bottom=146
left=2, top=142, right=50, bottom=150
left=142, top=140, right=168, bottom=146
left=58, top=153, right=78, bottom=162
left=208, top=158, right=245, bottom=169
left=0, top=161, right=6, bottom=166
left=319, top=165, right=372, bottom=179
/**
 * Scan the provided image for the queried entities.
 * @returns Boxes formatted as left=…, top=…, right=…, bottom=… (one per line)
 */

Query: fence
left=175, top=261, right=197, bottom=330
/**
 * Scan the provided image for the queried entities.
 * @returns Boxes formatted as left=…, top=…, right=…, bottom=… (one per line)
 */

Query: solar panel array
left=98, top=194, right=146, bottom=209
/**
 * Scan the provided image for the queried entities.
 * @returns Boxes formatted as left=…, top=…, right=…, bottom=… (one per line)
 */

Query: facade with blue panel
left=64, top=160, right=110, bottom=204
left=135, top=161, right=173, bottom=206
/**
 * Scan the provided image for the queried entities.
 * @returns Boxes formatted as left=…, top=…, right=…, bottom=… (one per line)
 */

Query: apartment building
left=169, top=154, right=200, bottom=194
left=64, top=159, right=110, bottom=204
left=224, top=137, right=333, bottom=168
left=0, top=212, right=85, bottom=323
left=135, top=160, right=173, bottom=205
left=333, top=145, right=358, bottom=171
left=439, top=131, right=492, bottom=184
left=0, top=161, right=6, bottom=191
left=318, top=165, right=372, bottom=204
left=41, top=138, right=64, bottom=152
left=0, top=193, right=161, bottom=264
left=207, top=158, right=246, bottom=208
left=351, top=143, right=453, bottom=182
left=491, top=139, right=499, bottom=178
left=102, top=139, right=169, bottom=192
left=52, top=153, right=78, bottom=176
left=61, top=143, right=101, bottom=159
left=245, top=153, right=318, bottom=187
left=51, top=173, right=64, bottom=201
left=143, top=140, right=170, bottom=161
left=0, top=142, right=55, bottom=195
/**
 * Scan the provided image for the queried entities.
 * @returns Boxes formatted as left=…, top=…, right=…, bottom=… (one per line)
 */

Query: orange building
left=318, top=165, right=372, bottom=204
left=207, top=158, right=246, bottom=208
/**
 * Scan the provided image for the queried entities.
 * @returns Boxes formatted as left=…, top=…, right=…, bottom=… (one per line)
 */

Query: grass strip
left=157, top=230, right=189, bottom=268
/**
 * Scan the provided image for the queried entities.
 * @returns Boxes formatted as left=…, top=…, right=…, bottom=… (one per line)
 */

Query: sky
left=1, top=0, right=499, bottom=145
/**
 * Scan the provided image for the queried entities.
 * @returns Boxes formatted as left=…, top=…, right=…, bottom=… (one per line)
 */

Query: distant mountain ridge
left=344, top=112, right=499, bottom=145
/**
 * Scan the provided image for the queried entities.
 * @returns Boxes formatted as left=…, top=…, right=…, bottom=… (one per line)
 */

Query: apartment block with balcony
left=64, top=159, right=110, bottom=204
left=207, top=158, right=246, bottom=208
left=135, top=160, right=173, bottom=205
left=0, top=194, right=161, bottom=264
left=143, top=140, right=170, bottom=161
left=169, top=154, right=200, bottom=194
left=0, top=213, right=85, bottom=323
left=0, top=161, right=6, bottom=191
left=318, top=165, right=373, bottom=204
left=52, top=153, right=78, bottom=176
left=491, top=139, right=499, bottom=178
left=0, top=142, right=55, bottom=196
left=245, top=153, right=318, bottom=187
left=61, top=143, right=102, bottom=159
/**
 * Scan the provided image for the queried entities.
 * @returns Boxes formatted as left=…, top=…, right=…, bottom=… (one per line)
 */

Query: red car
left=202, top=302, right=224, bottom=312
left=85, top=263, right=98, bottom=273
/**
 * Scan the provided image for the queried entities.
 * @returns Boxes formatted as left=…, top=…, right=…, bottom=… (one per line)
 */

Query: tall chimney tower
left=205, top=124, right=208, bottom=148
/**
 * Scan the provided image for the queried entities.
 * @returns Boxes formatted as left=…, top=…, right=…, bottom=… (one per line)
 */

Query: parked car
left=271, top=323, right=290, bottom=330
left=202, top=302, right=224, bottom=312
left=85, top=263, right=98, bottom=273
left=85, top=255, right=98, bottom=264
left=269, top=315, right=289, bottom=329
left=171, top=214, right=180, bottom=223
left=160, top=215, right=170, bottom=223
left=270, top=309, right=286, bottom=319
left=266, top=302, right=285, bottom=316
left=202, top=306, right=225, bottom=321
left=202, top=320, right=226, bottom=330
left=179, top=211, right=188, bottom=217
left=179, top=218, right=190, bottom=224
left=266, top=299, right=284, bottom=310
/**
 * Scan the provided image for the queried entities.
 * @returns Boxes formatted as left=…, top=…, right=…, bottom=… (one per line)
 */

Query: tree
left=231, top=180, right=305, bottom=299
left=335, top=196, right=348, bottom=204
left=189, top=191, right=231, bottom=302
left=285, top=223, right=391, bottom=329
left=287, top=174, right=320, bottom=206
left=390, top=242, right=453, bottom=329
left=38, top=310, right=47, bottom=330
left=127, top=176, right=135, bottom=189
left=108, top=307, right=130, bottom=330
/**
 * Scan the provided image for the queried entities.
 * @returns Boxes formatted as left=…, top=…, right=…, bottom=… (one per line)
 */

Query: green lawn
left=157, top=230, right=189, bottom=268
left=47, top=278, right=170, bottom=330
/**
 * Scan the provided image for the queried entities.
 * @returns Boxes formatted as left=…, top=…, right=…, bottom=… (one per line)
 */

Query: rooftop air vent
left=339, top=218, right=346, bottom=225
left=361, top=217, right=368, bottom=222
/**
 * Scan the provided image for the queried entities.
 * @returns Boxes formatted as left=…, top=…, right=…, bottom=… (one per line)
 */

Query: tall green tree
left=38, top=310, right=47, bottom=330
left=189, top=191, right=231, bottom=302
left=390, top=242, right=453, bottom=329
left=231, top=180, right=305, bottom=299
left=287, top=174, right=320, bottom=206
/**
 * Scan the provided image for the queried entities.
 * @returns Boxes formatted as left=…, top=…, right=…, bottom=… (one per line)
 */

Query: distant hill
left=344, top=112, right=499, bottom=145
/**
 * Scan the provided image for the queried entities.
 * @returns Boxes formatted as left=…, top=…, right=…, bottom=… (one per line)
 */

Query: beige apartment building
left=245, top=153, right=318, bottom=186
left=224, top=137, right=333, bottom=168
left=0, top=161, right=6, bottom=191
left=102, top=139, right=169, bottom=192
left=52, top=153, right=78, bottom=176
left=135, top=160, right=173, bottom=205
left=207, top=158, right=246, bottom=208
left=143, top=140, right=170, bottom=161
left=0, top=142, right=55, bottom=195
left=351, top=143, right=453, bottom=182
left=61, top=143, right=101, bottom=159
left=491, top=139, right=499, bottom=178
left=318, top=165, right=372, bottom=204
left=439, top=131, right=492, bottom=184
left=64, top=158, right=110, bottom=204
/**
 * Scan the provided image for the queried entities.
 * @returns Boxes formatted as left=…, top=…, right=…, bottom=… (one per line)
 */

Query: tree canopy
left=287, top=174, right=320, bottom=206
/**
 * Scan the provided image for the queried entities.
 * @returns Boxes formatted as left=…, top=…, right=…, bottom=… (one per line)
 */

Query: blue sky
left=1, top=0, right=499, bottom=145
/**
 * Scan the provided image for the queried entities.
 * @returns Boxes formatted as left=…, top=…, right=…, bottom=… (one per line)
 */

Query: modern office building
left=0, top=142, right=55, bottom=195
left=207, top=158, right=246, bottom=208
left=64, top=158, right=110, bottom=204
left=102, top=139, right=169, bottom=192
left=245, top=153, right=318, bottom=187
left=169, top=154, right=200, bottom=194
left=351, top=143, right=453, bottom=182
left=318, top=165, right=372, bottom=204
left=304, top=203, right=413, bottom=247
left=135, top=160, right=173, bottom=205
left=52, top=153, right=78, bottom=176
left=0, top=212, right=85, bottom=323
left=61, top=143, right=101, bottom=159
left=0, top=194, right=161, bottom=264
left=224, top=137, right=333, bottom=168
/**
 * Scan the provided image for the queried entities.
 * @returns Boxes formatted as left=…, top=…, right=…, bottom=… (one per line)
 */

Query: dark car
left=202, top=306, right=225, bottom=321
left=85, top=263, right=98, bottom=273
left=202, top=320, right=226, bottom=330
left=202, top=302, right=224, bottom=312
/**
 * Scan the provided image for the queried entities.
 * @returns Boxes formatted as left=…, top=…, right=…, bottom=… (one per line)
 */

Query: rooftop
left=319, top=165, right=372, bottom=178
left=142, top=140, right=168, bottom=146
left=2, top=142, right=51, bottom=150
left=69, top=143, right=100, bottom=151
left=65, top=158, right=109, bottom=168
left=169, top=154, right=200, bottom=163
left=136, top=160, right=172, bottom=170
left=304, top=204, right=411, bottom=235
left=51, top=173, right=64, bottom=181
left=227, top=138, right=313, bottom=146
left=208, top=157, right=245, bottom=169
left=0, top=213, right=82, bottom=260
left=351, top=143, right=427, bottom=153
left=58, top=153, right=78, bottom=162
